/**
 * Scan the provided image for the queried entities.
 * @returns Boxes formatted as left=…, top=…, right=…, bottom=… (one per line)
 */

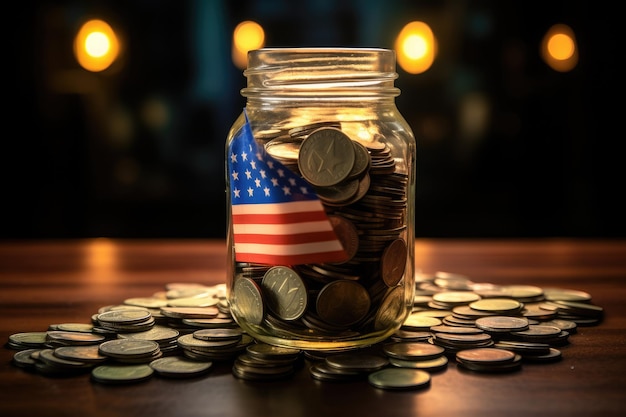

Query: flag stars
left=288, top=178, right=296, bottom=186
left=250, top=161, right=257, bottom=170
left=277, top=168, right=285, bottom=178
left=231, top=170, right=239, bottom=181
left=230, top=152, right=238, bottom=163
left=245, top=169, right=252, bottom=179
left=254, top=178, right=261, bottom=187
left=259, top=169, right=267, bottom=179
left=271, top=178, right=279, bottom=187
left=282, top=185, right=291, bottom=195
left=241, top=151, right=248, bottom=162
left=233, top=188, right=241, bottom=198
left=300, top=186, right=309, bottom=194
left=247, top=187, right=254, bottom=197
left=263, top=187, right=270, bottom=196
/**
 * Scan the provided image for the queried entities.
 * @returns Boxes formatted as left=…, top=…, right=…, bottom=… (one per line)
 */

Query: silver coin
left=46, top=330, right=106, bottom=345
left=373, top=286, right=407, bottom=331
left=191, top=328, right=243, bottom=341
left=12, top=349, right=41, bottom=368
left=324, top=353, right=389, bottom=372
left=246, top=342, right=302, bottom=360
left=232, top=277, right=265, bottom=326
left=368, top=368, right=431, bottom=390
left=91, top=364, right=154, bottom=384
left=54, top=345, right=108, bottom=363
left=383, top=341, right=445, bottom=361
left=475, top=316, right=529, bottom=333
left=297, top=127, right=355, bottom=187
left=98, top=339, right=160, bottom=359
left=117, top=325, right=180, bottom=343
left=160, top=306, right=219, bottom=319
left=470, top=298, right=523, bottom=314
left=387, top=355, right=449, bottom=372
left=97, top=308, right=152, bottom=324
left=456, top=347, right=516, bottom=364
left=261, top=266, right=308, bottom=321
left=8, top=332, right=48, bottom=347
left=149, top=356, right=213, bottom=378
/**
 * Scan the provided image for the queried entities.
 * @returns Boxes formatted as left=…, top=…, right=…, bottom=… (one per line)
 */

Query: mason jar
left=225, top=48, right=416, bottom=351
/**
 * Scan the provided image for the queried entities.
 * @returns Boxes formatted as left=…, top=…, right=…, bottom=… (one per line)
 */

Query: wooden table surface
left=0, top=238, right=625, bottom=417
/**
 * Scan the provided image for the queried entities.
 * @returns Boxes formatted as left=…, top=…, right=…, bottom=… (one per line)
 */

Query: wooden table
left=1, top=239, right=625, bottom=417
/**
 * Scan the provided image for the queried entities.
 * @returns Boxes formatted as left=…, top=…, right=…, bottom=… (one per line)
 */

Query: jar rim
left=242, top=47, right=399, bottom=98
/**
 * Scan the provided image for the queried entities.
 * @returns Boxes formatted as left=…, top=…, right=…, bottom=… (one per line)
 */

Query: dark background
left=3, top=0, right=623, bottom=239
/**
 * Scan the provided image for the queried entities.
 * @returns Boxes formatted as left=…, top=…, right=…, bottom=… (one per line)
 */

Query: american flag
left=227, top=111, right=349, bottom=265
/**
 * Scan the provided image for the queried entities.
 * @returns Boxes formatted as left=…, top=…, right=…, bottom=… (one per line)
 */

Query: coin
left=245, top=343, right=302, bottom=361
left=98, top=339, right=161, bottom=359
left=373, top=286, right=407, bottom=331
left=324, top=352, right=389, bottom=373
left=97, top=308, right=152, bottom=324
left=261, top=266, right=308, bottom=321
left=432, top=291, right=481, bottom=306
left=46, top=330, right=106, bottom=346
left=160, top=306, right=219, bottom=319
left=191, top=328, right=243, bottom=341
left=368, top=368, right=431, bottom=390
left=91, top=364, right=154, bottom=384
left=8, top=331, right=48, bottom=348
left=12, top=348, right=41, bottom=369
left=298, top=127, right=355, bottom=187
left=380, top=238, right=407, bottom=287
left=402, top=313, right=442, bottom=331
left=117, top=325, right=180, bottom=344
left=475, top=316, right=529, bottom=333
left=232, top=277, right=265, bottom=326
left=456, top=347, right=516, bottom=364
left=149, top=356, right=213, bottom=378
left=54, top=345, right=108, bottom=363
left=316, top=280, right=371, bottom=327
left=387, top=355, right=449, bottom=372
left=382, top=342, right=445, bottom=361
left=469, top=298, right=523, bottom=314
left=309, top=361, right=364, bottom=382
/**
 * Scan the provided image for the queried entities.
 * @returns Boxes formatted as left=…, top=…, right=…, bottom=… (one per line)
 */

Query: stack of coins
left=5, top=271, right=605, bottom=389
left=232, top=343, right=303, bottom=381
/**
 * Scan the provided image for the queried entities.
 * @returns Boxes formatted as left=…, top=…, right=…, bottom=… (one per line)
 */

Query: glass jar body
left=225, top=48, right=416, bottom=351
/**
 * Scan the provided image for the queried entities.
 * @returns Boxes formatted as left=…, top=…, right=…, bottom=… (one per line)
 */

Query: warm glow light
left=395, top=21, right=437, bottom=75
left=85, top=32, right=110, bottom=57
left=84, top=238, right=120, bottom=283
left=232, top=20, right=265, bottom=70
left=541, top=24, right=578, bottom=72
left=74, top=19, right=120, bottom=72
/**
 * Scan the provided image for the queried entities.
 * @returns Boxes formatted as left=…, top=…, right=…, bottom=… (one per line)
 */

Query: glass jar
left=225, top=48, right=416, bottom=351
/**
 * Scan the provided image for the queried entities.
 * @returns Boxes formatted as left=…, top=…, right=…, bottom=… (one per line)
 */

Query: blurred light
left=232, top=20, right=265, bottom=70
left=541, top=24, right=578, bottom=72
left=74, top=19, right=120, bottom=72
left=395, top=21, right=437, bottom=74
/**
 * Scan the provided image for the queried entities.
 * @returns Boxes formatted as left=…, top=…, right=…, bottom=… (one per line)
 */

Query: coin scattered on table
left=4, top=270, right=605, bottom=390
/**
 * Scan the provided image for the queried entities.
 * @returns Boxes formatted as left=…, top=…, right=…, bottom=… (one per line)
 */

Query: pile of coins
left=232, top=122, right=411, bottom=342
left=5, top=271, right=604, bottom=390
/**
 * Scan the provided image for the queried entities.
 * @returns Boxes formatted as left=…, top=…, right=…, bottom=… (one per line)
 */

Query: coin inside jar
left=297, top=127, right=355, bottom=187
